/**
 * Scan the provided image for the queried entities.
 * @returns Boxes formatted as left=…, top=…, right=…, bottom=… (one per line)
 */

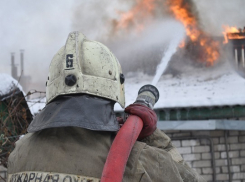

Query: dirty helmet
left=28, top=31, right=125, bottom=132
left=46, top=31, right=125, bottom=107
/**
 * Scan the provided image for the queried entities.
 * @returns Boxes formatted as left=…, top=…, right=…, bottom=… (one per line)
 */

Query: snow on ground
left=0, top=73, right=24, bottom=96
left=27, top=97, right=46, bottom=115
left=114, top=67, right=245, bottom=111
left=25, top=65, right=245, bottom=114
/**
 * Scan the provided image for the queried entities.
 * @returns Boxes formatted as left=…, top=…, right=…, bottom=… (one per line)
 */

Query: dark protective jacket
left=8, top=95, right=206, bottom=182
left=8, top=127, right=206, bottom=182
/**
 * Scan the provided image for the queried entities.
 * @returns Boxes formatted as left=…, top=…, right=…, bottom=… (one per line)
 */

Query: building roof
left=0, top=73, right=24, bottom=99
left=115, top=66, right=245, bottom=111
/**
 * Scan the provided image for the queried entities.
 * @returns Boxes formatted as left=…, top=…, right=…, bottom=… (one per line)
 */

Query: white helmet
left=46, top=31, right=125, bottom=108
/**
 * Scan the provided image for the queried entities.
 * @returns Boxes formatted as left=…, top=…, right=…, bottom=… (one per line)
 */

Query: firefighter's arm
left=140, top=129, right=207, bottom=181
left=141, top=128, right=172, bottom=149
left=137, top=142, right=207, bottom=182
left=141, top=128, right=184, bottom=162
left=137, top=144, right=184, bottom=182
left=174, top=160, right=207, bottom=182
left=124, top=104, right=207, bottom=182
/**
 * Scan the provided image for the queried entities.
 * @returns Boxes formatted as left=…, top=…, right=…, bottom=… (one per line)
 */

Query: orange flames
left=166, top=0, right=220, bottom=65
left=113, top=0, right=220, bottom=65
left=222, top=26, right=245, bottom=44
left=113, top=0, right=155, bottom=32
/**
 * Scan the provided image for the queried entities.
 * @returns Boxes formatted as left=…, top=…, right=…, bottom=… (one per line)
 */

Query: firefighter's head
left=46, top=31, right=125, bottom=108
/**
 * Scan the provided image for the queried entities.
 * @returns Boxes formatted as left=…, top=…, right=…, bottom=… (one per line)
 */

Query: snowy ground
left=114, top=65, right=245, bottom=111
left=25, top=65, right=245, bottom=115
left=27, top=97, right=46, bottom=115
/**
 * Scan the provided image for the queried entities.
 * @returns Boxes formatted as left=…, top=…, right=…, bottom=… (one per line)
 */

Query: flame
left=222, top=26, right=245, bottom=44
left=114, top=0, right=155, bottom=32
left=113, top=0, right=220, bottom=65
left=166, top=0, right=220, bottom=65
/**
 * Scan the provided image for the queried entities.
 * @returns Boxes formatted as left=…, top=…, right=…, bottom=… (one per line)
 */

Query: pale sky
left=0, top=0, right=74, bottom=82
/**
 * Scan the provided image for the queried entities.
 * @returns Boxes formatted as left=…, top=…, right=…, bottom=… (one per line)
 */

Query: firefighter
left=8, top=31, right=206, bottom=182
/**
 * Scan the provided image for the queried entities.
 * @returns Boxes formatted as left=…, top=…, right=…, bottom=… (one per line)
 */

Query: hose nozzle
left=134, top=84, right=159, bottom=109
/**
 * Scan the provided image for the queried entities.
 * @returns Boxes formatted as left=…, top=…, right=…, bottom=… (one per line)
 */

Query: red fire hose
left=101, top=115, right=143, bottom=182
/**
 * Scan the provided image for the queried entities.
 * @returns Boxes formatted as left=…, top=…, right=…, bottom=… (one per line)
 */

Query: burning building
left=114, top=66, right=245, bottom=182
left=222, top=26, right=245, bottom=80
left=110, top=1, right=245, bottom=181
left=225, top=27, right=245, bottom=67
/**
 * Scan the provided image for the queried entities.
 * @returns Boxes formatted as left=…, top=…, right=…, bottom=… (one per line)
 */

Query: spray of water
left=151, top=29, right=185, bottom=86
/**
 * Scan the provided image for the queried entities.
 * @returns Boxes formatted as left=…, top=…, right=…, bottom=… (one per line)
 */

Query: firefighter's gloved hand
left=125, top=104, right=157, bottom=140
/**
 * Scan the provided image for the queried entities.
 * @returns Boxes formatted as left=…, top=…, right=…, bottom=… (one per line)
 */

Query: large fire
left=113, top=0, right=155, bottom=32
left=166, top=0, right=220, bottom=65
left=113, top=0, right=220, bottom=66
left=223, top=26, right=245, bottom=44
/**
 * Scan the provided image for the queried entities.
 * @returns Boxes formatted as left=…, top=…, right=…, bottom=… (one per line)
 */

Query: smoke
left=71, top=0, right=187, bottom=76
left=71, top=0, right=131, bottom=41
left=109, top=20, right=185, bottom=75
left=71, top=0, right=173, bottom=41
left=71, top=0, right=221, bottom=77
left=1, top=0, right=245, bottom=94
left=0, top=0, right=74, bottom=92
left=194, top=0, right=245, bottom=79
left=194, top=0, right=245, bottom=36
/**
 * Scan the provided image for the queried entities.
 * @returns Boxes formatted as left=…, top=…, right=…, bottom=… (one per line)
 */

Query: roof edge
left=157, top=120, right=245, bottom=131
